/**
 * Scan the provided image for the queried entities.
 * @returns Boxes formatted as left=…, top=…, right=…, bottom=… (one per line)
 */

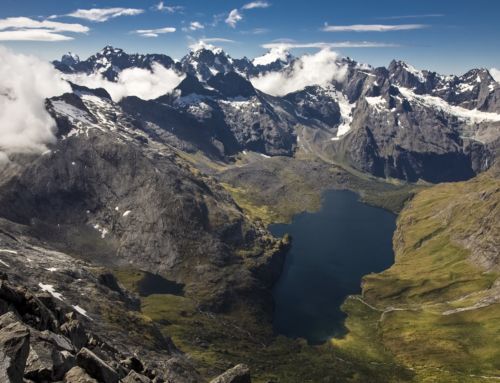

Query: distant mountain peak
left=99, top=45, right=124, bottom=55
left=207, top=71, right=257, bottom=98
left=61, top=52, right=80, bottom=66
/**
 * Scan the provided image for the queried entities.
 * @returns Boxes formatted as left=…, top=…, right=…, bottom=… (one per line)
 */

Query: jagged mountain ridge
left=53, top=46, right=500, bottom=182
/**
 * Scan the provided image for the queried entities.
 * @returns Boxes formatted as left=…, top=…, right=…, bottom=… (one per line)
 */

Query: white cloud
left=249, top=28, right=269, bottom=34
left=253, top=46, right=289, bottom=66
left=242, top=1, right=271, bottom=10
left=188, top=39, right=227, bottom=53
left=490, top=68, right=500, bottom=83
left=322, top=23, right=427, bottom=32
left=189, top=21, right=204, bottom=31
left=378, top=14, right=444, bottom=20
left=63, top=63, right=185, bottom=102
left=201, top=38, right=235, bottom=43
left=155, top=2, right=184, bottom=13
left=0, top=17, right=89, bottom=41
left=0, top=46, right=71, bottom=158
left=250, top=48, right=347, bottom=96
left=135, top=27, right=176, bottom=38
left=0, top=30, right=72, bottom=42
left=66, top=8, right=143, bottom=22
left=262, top=41, right=399, bottom=49
left=226, top=9, right=243, bottom=28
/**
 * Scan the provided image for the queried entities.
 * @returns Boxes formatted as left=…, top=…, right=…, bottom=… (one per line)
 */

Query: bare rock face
left=210, top=364, right=251, bottom=383
left=76, top=347, right=119, bottom=383
left=0, top=319, right=30, bottom=383
left=0, top=277, right=205, bottom=383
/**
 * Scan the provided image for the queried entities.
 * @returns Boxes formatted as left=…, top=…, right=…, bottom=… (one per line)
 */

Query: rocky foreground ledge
left=0, top=277, right=251, bottom=383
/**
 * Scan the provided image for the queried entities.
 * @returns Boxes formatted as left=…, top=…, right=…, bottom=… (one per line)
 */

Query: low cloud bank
left=250, top=48, right=347, bottom=96
left=0, top=46, right=70, bottom=159
left=490, top=68, right=500, bottom=83
left=64, top=63, right=185, bottom=102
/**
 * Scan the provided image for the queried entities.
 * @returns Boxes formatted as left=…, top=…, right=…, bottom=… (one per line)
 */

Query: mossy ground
left=113, top=269, right=413, bottom=382
left=218, top=156, right=422, bottom=224
left=338, top=171, right=500, bottom=382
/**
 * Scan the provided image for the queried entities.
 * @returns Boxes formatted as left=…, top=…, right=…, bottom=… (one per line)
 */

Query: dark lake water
left=269, top=189, right=396, bottom=344
left=137, top=272, right=184, bottom=297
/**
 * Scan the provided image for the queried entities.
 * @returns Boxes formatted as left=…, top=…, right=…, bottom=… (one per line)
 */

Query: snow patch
left=72, top=305, right=92, bottom=320
left=0, top=249, right=18, bottom=254
left=365, top=96, right=387, bottom=112
left=399, top=87, right=500, bottom=124
left=328, top=89, right=356, bottom=139
left=401, top=62, right=426, bottom=83
left=93, top=223, right=109, bottom=239
left=38, top=283, right=64, bottom=300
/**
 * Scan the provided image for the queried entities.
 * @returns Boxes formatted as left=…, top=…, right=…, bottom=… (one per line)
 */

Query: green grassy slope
left=336, top=169, right=500, bottom=382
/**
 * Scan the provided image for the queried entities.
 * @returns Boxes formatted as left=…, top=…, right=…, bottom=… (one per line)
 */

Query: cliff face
left=335, top=164, right=500, bottom=381
left=0, top=87, right=289, bottom=381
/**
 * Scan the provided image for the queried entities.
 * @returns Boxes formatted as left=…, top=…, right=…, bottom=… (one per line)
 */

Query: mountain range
left=53, top=45, right=500, bottom=182
left=0, top=45, right=498, bottom=382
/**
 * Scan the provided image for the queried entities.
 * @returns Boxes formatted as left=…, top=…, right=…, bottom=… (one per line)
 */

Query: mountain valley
left=0, top=43, right=498, bottom=383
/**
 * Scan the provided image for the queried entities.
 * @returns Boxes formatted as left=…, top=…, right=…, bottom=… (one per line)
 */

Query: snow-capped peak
left=189, top=41, right=224, bottom=56
left=393, top=60, right=426, bottom=83
left=61, top=52, right=80, bottom=67
left=99, top=45, right=124, bottom=56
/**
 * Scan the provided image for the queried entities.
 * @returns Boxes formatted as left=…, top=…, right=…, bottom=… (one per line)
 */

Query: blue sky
left=1, top=0, right=499, bottom=74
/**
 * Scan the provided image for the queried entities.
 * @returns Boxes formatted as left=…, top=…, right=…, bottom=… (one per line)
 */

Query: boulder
left=76, top=347, right=119, bottom=383
left=64, top=366, right=98, bottom=383
left=0, top=320, right=30, bottom=383
left=60, top=319, right=87, bottom=350
left=210, top=364, right=251, bottom=383
left=121, top=370, right=152, bottom=383
left=120, top=356, right=144, bottom=373
left=24, top=340, right=75, bottom=381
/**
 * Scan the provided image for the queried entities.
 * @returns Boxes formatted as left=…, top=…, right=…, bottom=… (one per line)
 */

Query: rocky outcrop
left=76, top=348, right=119, bottom=383
left=0, top=278, right=194, bottom=383
left=0, top=317, right=30, bottom=383
left=210, top=364, right=251, bottom=383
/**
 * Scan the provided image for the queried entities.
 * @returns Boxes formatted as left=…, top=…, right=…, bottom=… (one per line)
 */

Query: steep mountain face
left=180, top=48, right=242, bottom=82
left=321, top=62, right=500, bottom=181
left=388, top=60, right=500, bottom=112
left=0, top=86, right=288, bottom=315
left=55, top=46, right=500, bottom=182
left=121, top=72, right=298, bottom=157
